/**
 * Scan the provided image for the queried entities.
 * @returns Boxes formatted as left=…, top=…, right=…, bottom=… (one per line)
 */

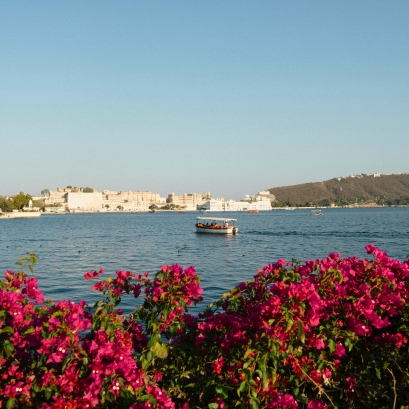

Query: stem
left=299, top=366, right=337, bottom=409
left=387, top=368, right=397, bottom=409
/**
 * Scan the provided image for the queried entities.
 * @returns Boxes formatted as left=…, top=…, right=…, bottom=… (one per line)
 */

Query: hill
left=268, top=173, right=409, bottom=207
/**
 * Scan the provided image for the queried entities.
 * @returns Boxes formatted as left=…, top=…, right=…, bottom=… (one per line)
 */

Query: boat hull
left=196, top=226, right=238, bottom=234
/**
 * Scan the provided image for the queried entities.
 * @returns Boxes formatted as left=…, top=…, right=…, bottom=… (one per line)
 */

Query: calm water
left=1, top=208, right=408, bottom=313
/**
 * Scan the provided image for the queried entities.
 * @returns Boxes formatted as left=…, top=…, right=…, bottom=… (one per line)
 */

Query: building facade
left=167, top=192, right=211, bottom=211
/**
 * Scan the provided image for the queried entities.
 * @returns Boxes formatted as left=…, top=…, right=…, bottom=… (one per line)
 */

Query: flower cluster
left=160, top=245, right=409, bottom=408
left=2, top=247, right=409, bottom=408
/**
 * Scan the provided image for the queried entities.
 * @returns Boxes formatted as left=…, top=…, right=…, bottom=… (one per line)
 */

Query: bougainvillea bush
left=1, top=245, right=409, bottom=408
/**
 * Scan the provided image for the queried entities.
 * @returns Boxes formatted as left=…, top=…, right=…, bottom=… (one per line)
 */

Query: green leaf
left=0, top=326, right=13, bottom=335
left=238, top=381, right=247, bottom=396
left=215, top=384, right=229, bottom=399
left=208, top=404, right=219, bottom=409
left=4, top=340, right=14, bottom=357
left=244, top=348, right=255, bottom=359
left=151, top=342, right=168, bottom=359
left=6, top=398, right=15, bottom=409
left=249, top=397, right=259, bottom=409
left=147, top=333, right=161, bottom=349
left=285, top=318, right=294, bottom=332
left=329, top=339, right=337, bottom=353
left=376, top=367, right=381, bottom=379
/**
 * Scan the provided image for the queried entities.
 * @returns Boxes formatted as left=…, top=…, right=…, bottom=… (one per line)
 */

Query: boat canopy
left=196, top=217, right=237, bottom=222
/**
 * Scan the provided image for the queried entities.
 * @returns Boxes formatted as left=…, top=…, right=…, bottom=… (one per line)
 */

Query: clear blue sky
left=1, top=1, right=408, bottom=199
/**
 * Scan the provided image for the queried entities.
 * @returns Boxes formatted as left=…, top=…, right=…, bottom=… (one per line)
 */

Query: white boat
left=0, top=211, right=41, bottom=219
left=195, top=217, right=238, bottom=234
left=311, top=210, right=323, bottom=216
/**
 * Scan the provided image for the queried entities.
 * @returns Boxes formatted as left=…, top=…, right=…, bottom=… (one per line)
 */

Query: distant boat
left=311, top=210, right=323, bottom=216
left=148, top=209, right=156, bottom=213
left=131, top=212, right=137, bottom=214
left=179, top=211, right=186, bottom=214
left=248, top=210, right=259, bottom=213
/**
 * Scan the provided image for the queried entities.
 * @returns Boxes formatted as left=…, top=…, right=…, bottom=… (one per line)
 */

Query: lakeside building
left=43, top=187, right=167, bottom=212
left=241, top=190, right=276, bottom=203
left=200, top=190, right=274, bottom=212
left=102, top=190, right=166, bottom=212
left=166, top=192, right=211, bottom=211
left=67, top=192, right=103, bottom=211
left=201, top=199, right=272, bottom=212
left=37, top=187, right=274, bottom=213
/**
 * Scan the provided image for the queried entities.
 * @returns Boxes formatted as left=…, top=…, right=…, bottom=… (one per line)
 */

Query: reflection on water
left=0, top=208, right=408, bottom=313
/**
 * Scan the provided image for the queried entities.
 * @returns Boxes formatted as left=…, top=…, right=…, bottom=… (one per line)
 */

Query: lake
left=1, top=207, right=408, bottom=313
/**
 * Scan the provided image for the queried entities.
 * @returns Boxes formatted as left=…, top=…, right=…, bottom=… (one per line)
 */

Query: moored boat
left=248, top=210, right=259, bottom=213
left=195, top=217, right=238, bottom=234
left=311, top=210, right=323, bottom=216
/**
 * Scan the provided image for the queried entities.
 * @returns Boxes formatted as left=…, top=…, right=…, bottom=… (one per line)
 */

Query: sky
left=1, top=1, right=408, bottom=199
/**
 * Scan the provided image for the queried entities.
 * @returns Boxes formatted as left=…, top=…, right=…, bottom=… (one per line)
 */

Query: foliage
left=0, top=193, right=32, bottom=211
left=0, top=196, right=14, bottom=212
left=269, top=174, right=409, bottom=207
left=160, top=204, right=180, bottom=210
left=83, top=187, right=95, bottom=193
left=41, top=189, right=50, bottom=197
left=1, top=247, right=409, bottom=408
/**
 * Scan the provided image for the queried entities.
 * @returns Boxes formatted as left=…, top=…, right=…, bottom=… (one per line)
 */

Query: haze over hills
left=268, top=173, right=409, bottom=207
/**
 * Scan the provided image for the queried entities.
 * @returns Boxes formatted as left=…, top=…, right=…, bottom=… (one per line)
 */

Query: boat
left=195, top=217, right=238, bottom=234
left=311, top=210, right=323, bottom=216
left=0, top=211, right=41, bottom=219
left=148, top=209, right=156, bottom=213
left=248, top=210, right=259, bottom=213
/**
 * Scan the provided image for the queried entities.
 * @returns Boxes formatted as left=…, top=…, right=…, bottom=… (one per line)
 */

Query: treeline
left=0, top=192, right=35, bottom=212
left=269, top=173, right=409, bottom=207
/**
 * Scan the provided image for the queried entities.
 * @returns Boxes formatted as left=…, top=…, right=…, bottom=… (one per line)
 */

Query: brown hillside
left=268, top=174, right=409, bottom=206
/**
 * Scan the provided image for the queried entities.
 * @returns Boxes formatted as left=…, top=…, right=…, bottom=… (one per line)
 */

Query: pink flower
left=308, top=399, right=328, bottom=409
left=334, top=342, right=346, bottom=358
left=212, top=356, right=225, bottom=374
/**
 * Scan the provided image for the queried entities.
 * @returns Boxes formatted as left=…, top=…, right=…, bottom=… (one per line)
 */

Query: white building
left=67, top=192, right=103, bottom=211
left=200, top=199, right=272, bottom=212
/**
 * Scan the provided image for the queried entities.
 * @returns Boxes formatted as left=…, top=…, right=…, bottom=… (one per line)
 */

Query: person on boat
left=224, top=222, right=229, bottom=227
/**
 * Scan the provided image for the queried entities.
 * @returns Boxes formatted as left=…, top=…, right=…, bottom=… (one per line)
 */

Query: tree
left=41, top=189, right=50, bottom=197
left=149, top=204, right=158, bottom=210
left=0, top=196, right=14, bottom=212
left=12, top=192, right=32, bottom=209
left=318, top=198, right=332, bottom=207
left=83, top=187, right=94, bottom=193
